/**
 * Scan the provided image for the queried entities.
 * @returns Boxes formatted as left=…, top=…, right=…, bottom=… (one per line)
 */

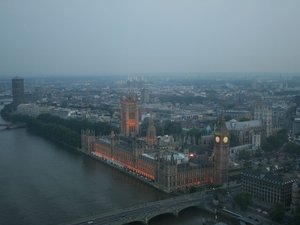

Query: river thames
left=0, top=107, right=236, bottom=225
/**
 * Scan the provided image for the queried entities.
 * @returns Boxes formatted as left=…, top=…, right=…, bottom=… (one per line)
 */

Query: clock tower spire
left=213, top=117, right=230, bottom=186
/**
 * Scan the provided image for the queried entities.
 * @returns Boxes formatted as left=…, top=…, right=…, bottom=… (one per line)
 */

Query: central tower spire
left=120, top=93, right=139, bottom=137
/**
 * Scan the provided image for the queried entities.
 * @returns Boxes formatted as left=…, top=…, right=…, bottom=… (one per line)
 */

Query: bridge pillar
left=144, top=216, right=148, bottom=224
left=173, top=209, right=179, bottom=217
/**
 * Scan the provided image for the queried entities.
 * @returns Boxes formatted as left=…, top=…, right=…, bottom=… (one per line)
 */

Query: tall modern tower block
left=12, top=77, right=24, bottom=110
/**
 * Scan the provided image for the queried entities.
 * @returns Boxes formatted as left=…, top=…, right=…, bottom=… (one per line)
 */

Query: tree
left=270, top=204, right=285, bottom=222
left=262, top=129, right=288, bottom=152
left=140, top=118, right=163, bottom=136
left=189, top=186, right=197, bottom=193
left=234, top=193, right=252, bottom=211
left=187, top=128, right=202, bottom=145
left=239, top=150, right=251, bottom=160
left=224, top=115, right=232, bottom=121
left=254, top=148, right=263, bottom=157
left=0, top=104, right=13, bottom=120
left=0, top=111, right=116, bottom=148
left=290, top=209, right=300, bottom=225
left=239, top=117, right=250, bottom=122
left=229, top=132, right=238, bottom=147
left=163, top=120, right=182, bottom=135
left=284, top=143, right=300, bottom=155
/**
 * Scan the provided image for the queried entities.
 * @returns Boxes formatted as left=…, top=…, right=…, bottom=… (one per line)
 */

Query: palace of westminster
left=81, top=93, right=230, bottom=193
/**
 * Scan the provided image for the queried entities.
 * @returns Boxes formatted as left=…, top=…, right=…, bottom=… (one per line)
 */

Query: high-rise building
left=213, top=118, right=230, bottom=185
left=120, top=93, right=139, bottom=136
left=12, top=77, right=24, bottom=110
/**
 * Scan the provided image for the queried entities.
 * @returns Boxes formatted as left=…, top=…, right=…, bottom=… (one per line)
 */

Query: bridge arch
left=148, top=212, right=177, bottom=224
left=177, top=205, right=203, bottom=216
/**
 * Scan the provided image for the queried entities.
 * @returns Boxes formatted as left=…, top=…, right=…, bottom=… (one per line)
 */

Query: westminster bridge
left=61, top=191, right=214, bottom=225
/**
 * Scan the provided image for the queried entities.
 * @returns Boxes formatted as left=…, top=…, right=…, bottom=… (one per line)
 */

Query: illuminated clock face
left=215, top=136, right=220, bottom=143
left=223, top=136, right=229, bottom=144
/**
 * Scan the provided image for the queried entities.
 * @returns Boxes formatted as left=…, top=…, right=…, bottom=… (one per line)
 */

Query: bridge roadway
left=62, top=192, right=213, bottom=225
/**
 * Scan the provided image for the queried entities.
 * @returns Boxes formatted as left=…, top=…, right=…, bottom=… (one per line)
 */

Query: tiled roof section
left=243, top=169, right=296, bottom=185
left=226, top=119, right=261, bottom=131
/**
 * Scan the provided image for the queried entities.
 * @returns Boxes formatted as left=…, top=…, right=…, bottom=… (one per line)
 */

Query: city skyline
left=2, top=73, right=300, bottom=224
left=0, top=0, right=300, bottom=77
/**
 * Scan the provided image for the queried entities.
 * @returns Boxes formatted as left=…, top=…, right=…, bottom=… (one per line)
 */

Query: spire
left=215, top=117, right=228, bottom=136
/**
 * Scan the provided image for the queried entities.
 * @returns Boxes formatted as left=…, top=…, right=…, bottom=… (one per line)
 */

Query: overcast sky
left=0, top=0, right=299, bottom=77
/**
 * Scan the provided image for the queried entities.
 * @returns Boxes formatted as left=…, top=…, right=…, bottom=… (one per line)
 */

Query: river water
left=0, top=107, right=235, bottom=225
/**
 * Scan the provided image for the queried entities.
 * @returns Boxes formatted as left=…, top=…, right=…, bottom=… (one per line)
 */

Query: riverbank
left=78, top=148, right=172, bottom=195
left=1, top=106, right=174, bottom=194
left=0, top=104, right=117, bottom=149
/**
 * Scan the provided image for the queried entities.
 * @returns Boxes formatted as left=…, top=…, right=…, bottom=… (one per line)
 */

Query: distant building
left=51, top=107, right=72, bottom=119
left=291, top=180, right=300, bottom=213
left=16, top=103, right=74, bottom=119
left=229, top=144, right=252, bottom=161
left=254, top=101, right=273, bottom=138
left=12, top=77, right=24, bottom=110
left=272, top=104, right=288, bottom=130
left=225, top=119, right=262, bottom=160
left=141, top=88, right=150, bottom=104
left=223, top=110, right=251, bottom=121
left=226, top=119, right=262, bottom=147
left=242, top=170, right=296, bottom=207
left=293, top=118, right=300, bottom=138
left=17, top=103, right=43, bottom=117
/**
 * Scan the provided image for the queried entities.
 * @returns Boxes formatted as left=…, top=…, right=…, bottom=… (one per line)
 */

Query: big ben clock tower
left=213, top=117, right=230, bottom=186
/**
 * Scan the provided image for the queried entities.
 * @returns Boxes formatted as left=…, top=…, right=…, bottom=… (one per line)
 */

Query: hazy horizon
left=1, top=0, right=300, bottom=78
